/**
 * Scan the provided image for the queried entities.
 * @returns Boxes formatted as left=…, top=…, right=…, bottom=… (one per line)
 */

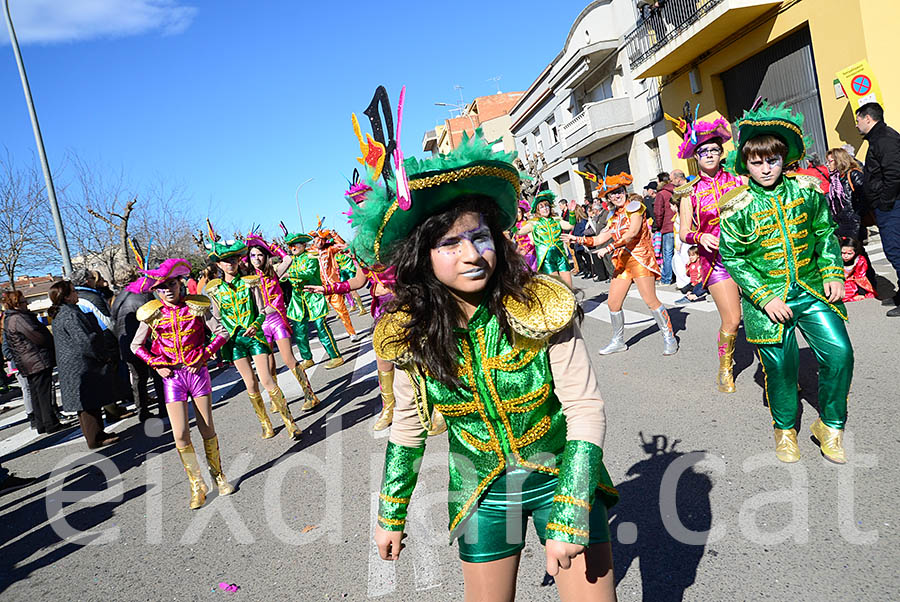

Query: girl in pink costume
left=245, top=235, right=320, bottom=411
left=672, top=111, right=745, bottom=392
left=509, top=201, right=538, bottom=270
left=129, top=258, right=235, bottom=509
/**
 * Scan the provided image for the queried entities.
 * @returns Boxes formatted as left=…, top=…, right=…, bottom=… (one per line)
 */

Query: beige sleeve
left=387, top=368, right=428, bottom=448
left=129, top=321, right=151, bottom=356
left=548, top=322, right=607, bottom=447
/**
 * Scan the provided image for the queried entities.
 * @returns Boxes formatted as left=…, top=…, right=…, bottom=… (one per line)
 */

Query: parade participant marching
left=309, top=228, right=363, bottom=342
left=718, top=102, right=853, bottom=464
left=509, top=200, right=537, bottom=271
left=336, top=247, right=367, bottom=316
left=128, top=258, right=235, bottom=509
left=516, top=190, right=575, bottom=286
left=204, top=229, right=303, bottom=440
left=304, top=178, right=398, bottom=430
left=670, top=111, right=745, bottom=392
left=276, top=230, right=344, bottom=370
left=244, top=233, right=321, bottom=411
left=565, top=173, right=678, bottom=356
left=363, top=130, right=618, bottom=601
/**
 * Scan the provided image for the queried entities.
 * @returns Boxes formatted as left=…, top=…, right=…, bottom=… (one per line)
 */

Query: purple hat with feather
left=677, top=117, right=732, bottom=159
left=126, top=258, right=192, bottom=294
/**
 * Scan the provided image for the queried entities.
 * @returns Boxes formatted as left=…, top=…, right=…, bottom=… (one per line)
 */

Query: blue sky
left=1, top=0, right=589, bottom=246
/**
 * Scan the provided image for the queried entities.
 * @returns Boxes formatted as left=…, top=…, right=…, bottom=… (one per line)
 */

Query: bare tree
left=0, top=152, right=58, bottom=288
left=516, top=152, right=547, bottom=206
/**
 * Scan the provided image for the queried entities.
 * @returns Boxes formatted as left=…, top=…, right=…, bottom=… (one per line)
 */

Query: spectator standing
left=653, top=171, right=679, bottom=284
left=2, top=291, right=64, bottom=434
left=643, top=181, right=658, bottom=219
left=585, top=203, right=614, bottom=282
left=571, top=205, right=593, bottom=278
left=856, top=102, right=900, bottom=316
left=111, top=279, right=163, bottom=421
left=826, top=147, right=866, bottom=240
left=2, top=327, right=33, bottom=428
left=48, top=281, right=120, bottom=449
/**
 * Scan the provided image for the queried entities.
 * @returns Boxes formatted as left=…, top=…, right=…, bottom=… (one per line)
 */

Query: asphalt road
left=1, top=236, right=898, bottom=601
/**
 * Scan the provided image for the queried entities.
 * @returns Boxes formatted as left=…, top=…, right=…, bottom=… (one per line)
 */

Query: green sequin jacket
left=205, top=275, right=267, bottom=344
left=281, top=252, right=329, bottom=322
left=718, top=174, right=847, bottom=345
left=374, top=275, right=618, bottom=545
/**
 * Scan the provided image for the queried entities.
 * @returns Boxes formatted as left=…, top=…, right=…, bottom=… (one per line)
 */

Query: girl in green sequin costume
left=354, top=129, right=618, bottom=601
left=516, top=189, right=575, bottom=288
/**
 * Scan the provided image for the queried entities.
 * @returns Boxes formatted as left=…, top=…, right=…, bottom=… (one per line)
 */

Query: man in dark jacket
left=856, top=102, right=900, bottom=316
left=3, top=296, right=64, bottom=434
left=111, top=285, right=163, bottom=420
left=653, top=172, right=677, bottom=284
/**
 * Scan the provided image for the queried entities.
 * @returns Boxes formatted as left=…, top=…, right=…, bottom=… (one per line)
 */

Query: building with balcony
left=626, top=0, right=898, bottom=171
left=422, top=92, right=524, bottom=156
left=509, top=0, right=672, bottom=203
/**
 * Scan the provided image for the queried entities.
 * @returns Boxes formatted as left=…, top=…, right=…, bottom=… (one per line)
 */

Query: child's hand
left=699, top=232, right=719, bottom=252
left=763, top=297, right=793, bottom=323
left=823, top=281, right=844, bottom=303
left=545, top=539, right=586, bottom=576
left=374, top=526, right=406, bottom=561
left=157, top=367, right=173, bottom=379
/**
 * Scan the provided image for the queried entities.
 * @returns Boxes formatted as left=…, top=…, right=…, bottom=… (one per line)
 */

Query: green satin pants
left=456, top=468, right=610, bottom=564
left=291, top=318, right=341, bottom=360
left=756, top=286, right=853, bottom=430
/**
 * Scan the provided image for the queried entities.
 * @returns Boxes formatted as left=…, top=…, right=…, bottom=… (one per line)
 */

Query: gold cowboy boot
left=324, top=356, right=345, bottom=370
left=773, top=428, right=800, bottom=463
left=299, top=359, right=315, bottom=370
left=293, top=365, right=320, bottom=411
left=373, top=370, right=395, bottom=431
left=202, top=435, right=235, bottom=496
left=177, top=443, right=209, bottom=509
left=717, top=330, right=737, bottom=393
left=353, top=291, right=367, bottom=316
left=269, top=385, right=302, bottom=440
left=810, top=419, right=847, bottom=464
left=248, top=392, right=276, bottom=439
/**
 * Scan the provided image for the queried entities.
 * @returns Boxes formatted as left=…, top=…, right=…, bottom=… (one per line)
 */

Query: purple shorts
left=262, top=312, right=292, bottom=346
left=706, top=255, right=733, bottom=287
left=163, top=366, right=213, bottom=403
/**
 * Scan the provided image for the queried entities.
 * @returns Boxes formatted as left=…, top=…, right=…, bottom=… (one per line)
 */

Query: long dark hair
left=48, top=280, right=75, bottom=319
left=386, top=196, right=533, bottom=388
left=246, top=245, right=277, bottom=280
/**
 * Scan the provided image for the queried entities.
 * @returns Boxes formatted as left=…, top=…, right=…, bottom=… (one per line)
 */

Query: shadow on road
left=610, top=432, right=712, bottom=602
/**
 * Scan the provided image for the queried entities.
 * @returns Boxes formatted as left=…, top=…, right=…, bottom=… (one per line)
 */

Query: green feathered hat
left=208, top=239, right=246, bottom=262
left=725, top=101, right=814, bottom=175
left=349, top=129, right=521, bottom=265
left=531, top=189, right=556, bottom=212
left=284, top=232, right=312, bottom=246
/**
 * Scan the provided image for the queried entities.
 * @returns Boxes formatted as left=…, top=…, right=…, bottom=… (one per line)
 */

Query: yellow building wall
left=659, top=0, right=899, bottom=170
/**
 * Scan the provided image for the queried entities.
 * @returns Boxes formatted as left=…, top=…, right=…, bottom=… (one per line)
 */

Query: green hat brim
left=732, top=120, right=806, bottom=175
left=373, top=160, right=520, bottom=263
left=208, top=241, right=247, bottom=262
left=285, top=233, right=312, bottom=245
left=531, top=190, right=557, bottom=212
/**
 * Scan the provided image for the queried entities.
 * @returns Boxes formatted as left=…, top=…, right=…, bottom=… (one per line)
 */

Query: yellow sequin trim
left=751, top=208, right=776, bottom=221
left=553, top=495, right=592, bottom=510
left=796, top=257, right=811, bottom=267
left=379, top=493, right=411, bottom=505
left=373, top=202, right=400, bottom=262
left=793, top=243, right=809, bottom=255
left=789, top=229, right=808, bottom=239
left=756, top=224, right=777, bottom=235
left=409, top=165, right=520, bottom=196
left=761, top=238, right=783, bottom=248
left=546, top=523, right=590, bottom=539
left=514, top=415, right=552, bottom=449
left=768, top=269, right=788, bottom=277
left=782, top=198, right=804, bottom=210
left=378, top=515, right=406, bottom=527
left=433, top=401, right=480, bottom=417
left=786, top=213, right=808, bottom=226
left=763, top=251, right=785, bottom=261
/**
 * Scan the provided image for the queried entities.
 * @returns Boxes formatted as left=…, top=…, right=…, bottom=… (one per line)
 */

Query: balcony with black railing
left=624, top=0, right=781, bottom=78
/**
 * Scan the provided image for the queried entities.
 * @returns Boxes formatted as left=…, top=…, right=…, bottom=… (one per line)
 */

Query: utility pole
left=3, top=0, right=73, bottom=276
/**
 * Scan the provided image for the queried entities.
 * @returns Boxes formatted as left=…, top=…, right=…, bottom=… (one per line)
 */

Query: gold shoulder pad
left=372, top=310, right=413, bottom=366
left=184, top=295, right=210, bottom=317
left=204, top=278, right=222, bottom=294
left=136, top=300, right=163, bottom=324
left=717, top=185, right=752, bottom=220
left=504, top=274, right=576, bottom=340
left=625, top=200, right=645, bottom=215
left=242, top=274, right=261, bottom=288
left=674, top=181, right=694, bottom=199
left=791, top=173, right=824, bottom=194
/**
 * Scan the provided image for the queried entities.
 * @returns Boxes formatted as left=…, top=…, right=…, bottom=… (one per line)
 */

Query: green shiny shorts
left=537, top=248, right=570, bottom=275
left=221, top=333, right=271, bottom=362
left=456, top=468, right=610, bottom=563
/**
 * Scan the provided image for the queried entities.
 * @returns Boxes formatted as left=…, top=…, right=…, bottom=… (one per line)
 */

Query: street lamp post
left=3, top=0, right=73, bottom=276
left=295, top=178, right=313, bottom=232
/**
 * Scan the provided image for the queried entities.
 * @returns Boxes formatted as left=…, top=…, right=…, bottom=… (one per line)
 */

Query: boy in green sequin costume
left=274, top=232, right=344, bottom=370
left=204, top=233, right=302, bottom=441
left=718, top=102, right=853, bottom=464
left=516, top=189, right=575, bottom=287
left=352, top=128, right=618, bottom=600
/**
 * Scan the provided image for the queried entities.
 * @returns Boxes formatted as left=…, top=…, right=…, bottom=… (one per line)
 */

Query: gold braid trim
left=546, top=523, right=590, bottom=539
left=409, top=165, right=521, bottom=196
left=379, top=493, right=411, bottom=505
left=553, top=495, right=592, bottom=510
left=378, top=515, right=406, bottom=527
left=373, top=202, right=400, bottom=262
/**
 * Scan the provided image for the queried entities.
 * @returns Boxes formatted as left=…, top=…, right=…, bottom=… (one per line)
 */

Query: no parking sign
left=836, top=60, right=883, bottom=107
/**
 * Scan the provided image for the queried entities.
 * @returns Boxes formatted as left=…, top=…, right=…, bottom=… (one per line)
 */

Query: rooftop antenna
left=454, top=84, right=465, bottom=109
left=487, top=75, right=502, bottom=94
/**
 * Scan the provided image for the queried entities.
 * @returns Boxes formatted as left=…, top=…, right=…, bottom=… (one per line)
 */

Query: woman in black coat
left=48, top=281, right=119, bottom=449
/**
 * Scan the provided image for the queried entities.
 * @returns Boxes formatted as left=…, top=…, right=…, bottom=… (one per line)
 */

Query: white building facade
left=509, top=0, right=673, bottom=203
